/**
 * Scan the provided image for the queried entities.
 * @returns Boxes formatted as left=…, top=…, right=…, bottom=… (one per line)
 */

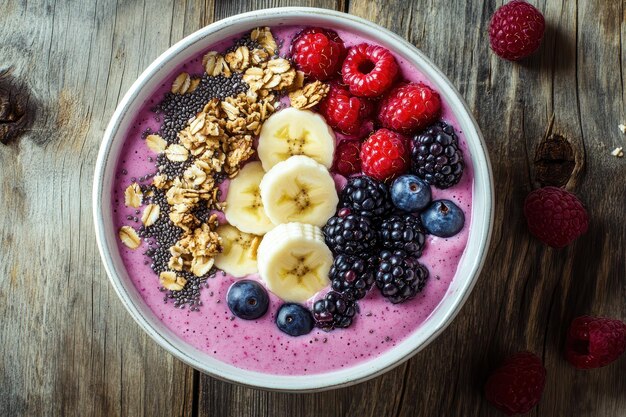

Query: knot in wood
left=534, top=134, right=575, bottom=187
left=0, top=69, right=33, bottom=145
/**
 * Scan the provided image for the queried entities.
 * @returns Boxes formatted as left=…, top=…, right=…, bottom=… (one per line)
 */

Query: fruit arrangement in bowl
left=96, top=8, right=491, bottom=389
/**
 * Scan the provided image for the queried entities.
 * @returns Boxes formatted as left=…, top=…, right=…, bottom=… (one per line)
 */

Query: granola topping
left=117, top=27, right=328, bottom=309
left=289, top=80, right=330, bottom=110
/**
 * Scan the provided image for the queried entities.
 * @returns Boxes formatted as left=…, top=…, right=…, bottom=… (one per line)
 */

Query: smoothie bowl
left=93, top=7, right=493, bottom=391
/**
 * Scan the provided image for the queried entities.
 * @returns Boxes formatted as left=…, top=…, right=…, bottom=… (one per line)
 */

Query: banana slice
left=257, top=222, right=332, bottom=302
left=214, top=224, right=261, bottom=278
left=257, top=107, right=336, bottom=171
left=223, top=161, right=275, bottom=235
left=260, top=155, right=338, bottom=227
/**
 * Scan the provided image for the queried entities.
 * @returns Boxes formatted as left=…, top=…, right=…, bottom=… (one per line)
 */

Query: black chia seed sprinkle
left=155, top=73, right=247, bottom=144
left=225, top=37, right=262, bottom=53
left=156, top=153, right=193, bottom=179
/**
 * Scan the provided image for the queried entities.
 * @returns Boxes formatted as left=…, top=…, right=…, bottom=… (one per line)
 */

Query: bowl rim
left=93, top=6, right=494, bottom=392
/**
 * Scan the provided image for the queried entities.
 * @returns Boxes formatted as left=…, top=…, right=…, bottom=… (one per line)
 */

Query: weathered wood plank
left=0, top=0, right=216, bottom=416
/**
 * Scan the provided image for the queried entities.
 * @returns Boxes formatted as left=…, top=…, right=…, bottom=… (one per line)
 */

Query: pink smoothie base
left=111, top=26, right=474, bottom=376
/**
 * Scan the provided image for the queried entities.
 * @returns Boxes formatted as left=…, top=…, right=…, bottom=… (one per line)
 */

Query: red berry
left=291, top=28, right=345, bottom=80
left=489, top=0, right=545, bottom=61
left=332, top=141, right=362, bottom=176
left=360, top=129, right=409, bottom=182
left=485, top=352, right=546, bottom=416
left=378, top=82, right=441, bottom=135
left=342, top=44, right=399, bottom=97
left=523, top=186, right=589, bottom=248
left=319, top=83, right=373, bottom=136
left=565, top=316, right=626, bottom=369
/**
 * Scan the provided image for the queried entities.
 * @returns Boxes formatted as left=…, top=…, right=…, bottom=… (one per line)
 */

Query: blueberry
left=226, top=280, right=269, bottom=320
left=390, top=175, right=432, bottom=212
left=420, top=200, right=465, bottom=237
left=276, top=303, right=314, bottom=337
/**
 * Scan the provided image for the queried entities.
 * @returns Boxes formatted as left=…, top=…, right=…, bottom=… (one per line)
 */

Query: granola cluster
left=119, top=27, right=321, bottom=291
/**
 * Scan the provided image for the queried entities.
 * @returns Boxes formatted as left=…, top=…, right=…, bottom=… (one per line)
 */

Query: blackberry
left=379, top=214, right=427, bottom=258
left=411, top=122, right=464, bottom=189
left=323, top=212, right=377, bottom=256
left=313, top=291, right=358, bottom=330
left=375, top=250, right=429, bottom=304
left=339, top=176, right=393, bottom=219
left=329, top=254, right=375, bottom=300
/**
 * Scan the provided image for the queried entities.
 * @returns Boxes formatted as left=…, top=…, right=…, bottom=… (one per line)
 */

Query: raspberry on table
left=565, top=316, right=626, bottom=369
left=339, top=175, right=394, bottom=219
left=313, top=291, right=358, bottom=330
left=523, top=186, right=589, bottom=248
left=485, top=352, right=546, bottom=416
left=378, top=82, right=441, bottom=135
left=361, top=129, right=410, bottom=182
left=291, top=27, right=346, bottom=80
left=341, top=43, right=399, bottom=97
left=332, top=140, right=362, bottom=177
left=319, top=83, right=373, bottom=136
left=374, top=250, right=428, bottom=304
left=489, top=0, right=545, bottom=61
left=411, top=121, right=464, bottom=189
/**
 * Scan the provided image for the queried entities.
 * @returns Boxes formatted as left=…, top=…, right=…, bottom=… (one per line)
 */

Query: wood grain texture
left=0, top=0, right=624, bottom=416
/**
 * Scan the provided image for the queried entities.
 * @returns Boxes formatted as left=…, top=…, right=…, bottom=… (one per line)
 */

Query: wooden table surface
left=1, top=0, right=625, bottom=416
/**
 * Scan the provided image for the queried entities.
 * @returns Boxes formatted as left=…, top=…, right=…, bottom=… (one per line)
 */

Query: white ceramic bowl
left=93, top=7, right=493, bottom=392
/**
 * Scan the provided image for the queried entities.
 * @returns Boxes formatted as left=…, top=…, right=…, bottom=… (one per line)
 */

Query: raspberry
left=361, top=129, right=409, bottom=182
left=378, top=82, right=441, bottom=135
left=523, top=187, right=589, bottom=248
left=332, top=141, right=361, bottom=176
left=319, top=83, right=373, bottom=136
left=485, top=352, right=546, bottom=416
left=291, top=27, right=345, bottom=80
left=341, top=44, right=399, bottom=97
left=489, top=0, right=545, bottom=61
left=565, top=316, right=626, bottom=369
